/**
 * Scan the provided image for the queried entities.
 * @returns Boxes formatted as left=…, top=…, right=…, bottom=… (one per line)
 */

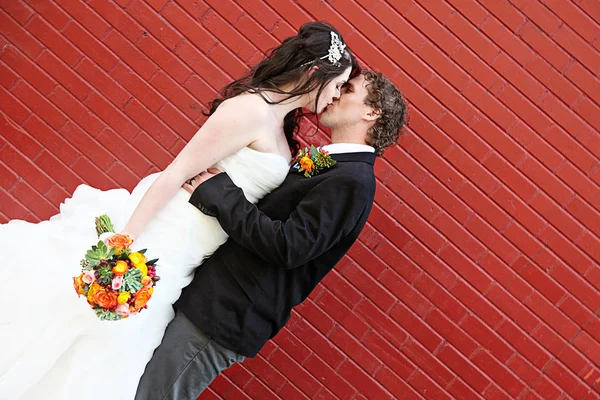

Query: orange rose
left=93, top=288, right=118, bottom=310
left=141, top=276, right=153, bottom=287
left=87, top=282, right=101, bottom=305
left=112, top=260, right=129, bottom=276
left=106, top=234, right=133, bottom=250
left=299, top=156, right=315, bottom=172
left=134, top=287, right=153, bottom=310
left=73, top=274, right=85, bottom=297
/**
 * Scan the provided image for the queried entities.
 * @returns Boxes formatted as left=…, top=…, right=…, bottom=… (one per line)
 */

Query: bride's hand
left=182, top=168, right=222, bottom=194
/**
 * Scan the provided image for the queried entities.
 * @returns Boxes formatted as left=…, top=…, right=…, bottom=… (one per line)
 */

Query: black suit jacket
left=175, top=151, right=377, bottom=357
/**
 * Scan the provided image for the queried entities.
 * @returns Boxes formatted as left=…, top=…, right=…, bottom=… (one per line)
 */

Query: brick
left=341, top=262, right=395, bottom=312
left=381, top=269, right=433, bottom=317
left=23, top=0, right=70, bottom=30
left=10, top=180, right=57, bottom=219
left=0, top=112, right=41, bottom=158
left=102, top=30, right=157, bottom=81
left=369, top=205, right=414, bottom=251
left=71, top=156, right=115, bottom=189
left=0, top=189, right=30, bottom=220
left=125, top=100, right=178, bottom=149
left=566, top=62, right=600, bottom=106
left=329, top=327, right=382, bottom=375
left=0, top=145, right=52, bottom=193
left=437, top=344, right=489, bottom=393
left=350, top=240, right=392, bottom=279
left=419, top=176, right=473, bottom=224
left=124, top=0, right=181, bottom=49
left=156, top=103, right=198, bottom=144
left=462, top=314, right=515, bottom=362
left=355, top=300, right=408, bottom=349
left=75, top=58, right=130, bottom=108
left=34, top=150, right=81, bottom=193
left=551, top=261, right=600, bottom=311
left=448, top=147, right=502, bottom=195
left=243, top=355, right=286, bottom=393
left=558, top=345, right=590, bottom=378
left=22, top=115, right=76, bottom=164
left=149, top=71, right=205, bottom=121
left=136, top=34, right=191, bottom=84
left=362, top=330, right=415, bottom=380
left=525, top=292, right=579, bottom=340
left=554, top=25, right=600, bottom=76
left=545, top=360, right=583, bottom=394
left=109, top=62, right=164, bottom=113
left=405, top=240, right=458, bottom=288
left=54, top=0, right=111, bottom=37
left=414, top=274, right=468, bottom=322
left=267, top=348, right=321, bottom=398
left=559, top=295, right=594, bottom=328
left=487, top=284, right=541, bottom=332
left=0, top=9, right=44, bottom=58
left=0, top=161, right=18, bottom=190
left=44, top=183, right=71, bottom=208
left=96, top=127, right=150, bottom=176
left=469, top=216, right=519, bottom=264
left=0, top=86, right=31, bottom=125
left=503, top=222, right=543, bottom=259
left=290, top=316, right=342, bottom=369
left=443, top=241, right=492, bottom=290
left=518, top=22, right=570, bottom=71
left=105, top=162, right=138, bottom=191
left=59, top=121, right=114, bottom=170
left=25, top=15, right=82, bottom=67
left=428, top=308, right=479, bottom=356
left=11, top=80, right=66, bottom=130
left=496, top=321, right=551, bottom=369
left=304, top=355, right=356, bottom=399
left=338, top=361, right=392, bottom=399
left=61, top=22, right=118, bottom=72
left=483, top=18, right=534, bottom=66
left=84, top=91, right=139, bottom=140
left=47, top=87, right=105, bottom=136
left=402, top=337, right=456, bottom=387
left=36, top=50, right=91, bottom=101
left=1, top=46, right=56, bottom=95
left=472, top=350, right=526, bottom=397
left=520, top=260, right=566, bottom=304
left=374, top=367, right=422, bottom=399
left=1, top=0, right=35, bottom=24
left=573, top=332, right=600, bottom=366
left=549, top=235, right=593, bottom=276
left=0, top=62, right=19, bottom=89
left=567, top=196, right=600, bottom=237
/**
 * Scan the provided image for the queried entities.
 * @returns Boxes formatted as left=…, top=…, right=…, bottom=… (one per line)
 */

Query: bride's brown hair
left=206, top=21, right=359, bottom=156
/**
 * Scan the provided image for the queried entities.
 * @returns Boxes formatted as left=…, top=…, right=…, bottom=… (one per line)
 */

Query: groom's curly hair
left=362, top=71, right=409, bottom=156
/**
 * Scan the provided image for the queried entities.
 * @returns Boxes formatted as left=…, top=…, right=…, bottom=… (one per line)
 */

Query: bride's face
left=306, top=67, right=352, bottom=114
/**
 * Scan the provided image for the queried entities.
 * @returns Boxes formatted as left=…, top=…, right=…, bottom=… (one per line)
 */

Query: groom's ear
left=363, top=108, right=380, bottom=122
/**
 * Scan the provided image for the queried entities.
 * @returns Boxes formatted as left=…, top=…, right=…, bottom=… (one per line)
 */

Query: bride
left=0, top=21, right=355, bottom=399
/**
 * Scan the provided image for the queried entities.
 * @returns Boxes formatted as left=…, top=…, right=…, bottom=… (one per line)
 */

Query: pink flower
left=115, top=303, right=130, bottom=317
left=82, top=270, right=97, bottom=285
left=112, top=275, right=124, bottom=290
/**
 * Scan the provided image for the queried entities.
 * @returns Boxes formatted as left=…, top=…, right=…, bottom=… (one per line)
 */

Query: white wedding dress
left=0, top=147, right=289, bottom=400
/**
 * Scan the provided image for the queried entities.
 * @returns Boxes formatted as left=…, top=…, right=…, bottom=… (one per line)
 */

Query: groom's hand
left=182, top=168, right=222, bottom=194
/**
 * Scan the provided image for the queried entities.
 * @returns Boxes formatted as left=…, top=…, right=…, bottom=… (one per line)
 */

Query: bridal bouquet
left=73, top=215, right=160, bottom=321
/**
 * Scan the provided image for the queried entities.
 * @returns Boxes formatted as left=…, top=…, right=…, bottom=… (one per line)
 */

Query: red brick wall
left=2, top=1, right=600, bottom=399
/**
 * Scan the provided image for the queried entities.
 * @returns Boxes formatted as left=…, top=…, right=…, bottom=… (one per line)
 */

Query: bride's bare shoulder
left=218, top=94, right=271, bottom=120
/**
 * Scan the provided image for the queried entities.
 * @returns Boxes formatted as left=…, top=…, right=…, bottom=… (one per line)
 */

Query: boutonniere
left=292, top=145, right=336, bottom=178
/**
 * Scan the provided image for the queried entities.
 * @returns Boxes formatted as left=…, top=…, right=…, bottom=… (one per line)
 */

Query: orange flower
left=141, top=276, right=153, bottom=287
left=106, top=234, right=133, bottom=250
left=112, top=260, right=129, bottom=276
left=93, top=288, right=118, bottom=310
left=299, top=156, right=315, bottom=172
left=134, top=287, right=153, bottom=310
left=73, top=274, right=85, bottom=297
left=87, top=282, right=101, bottom=305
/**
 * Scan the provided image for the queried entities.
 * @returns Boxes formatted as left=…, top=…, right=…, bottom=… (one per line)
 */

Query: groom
left=135, top=70, right=408, bottom=399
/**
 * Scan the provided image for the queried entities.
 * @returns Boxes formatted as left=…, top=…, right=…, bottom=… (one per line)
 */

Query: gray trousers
left=134, top=310, right=246, bottom=400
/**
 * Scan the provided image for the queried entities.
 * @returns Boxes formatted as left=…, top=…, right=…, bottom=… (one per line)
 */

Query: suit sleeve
left=189, top=173, right=368, bottom=269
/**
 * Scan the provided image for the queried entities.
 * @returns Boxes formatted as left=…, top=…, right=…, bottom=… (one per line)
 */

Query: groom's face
left=319, top=74, right=374, bottom=129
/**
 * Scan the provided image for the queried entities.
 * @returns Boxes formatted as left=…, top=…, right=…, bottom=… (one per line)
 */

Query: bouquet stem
left=95, top=214, right=115, bottom=237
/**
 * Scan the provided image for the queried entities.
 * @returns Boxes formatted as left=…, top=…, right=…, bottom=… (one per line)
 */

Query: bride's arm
left=120, top=99, right=262, bottom=240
